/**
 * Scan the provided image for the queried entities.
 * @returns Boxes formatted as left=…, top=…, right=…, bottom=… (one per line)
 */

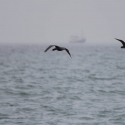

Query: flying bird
left=44, top=45, right=72, bottom=58
left=115, top=38, right=125, bottom=48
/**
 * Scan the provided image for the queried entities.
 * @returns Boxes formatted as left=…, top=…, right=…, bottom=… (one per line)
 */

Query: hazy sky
left=0, top=0, right=125, bottom=45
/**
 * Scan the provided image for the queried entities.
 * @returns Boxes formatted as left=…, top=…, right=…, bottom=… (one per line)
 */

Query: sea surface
left=0, top=44, right=125, bottom=125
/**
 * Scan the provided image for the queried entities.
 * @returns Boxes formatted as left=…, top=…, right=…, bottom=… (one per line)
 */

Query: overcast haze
left=0, top=0, right=125, bottom=45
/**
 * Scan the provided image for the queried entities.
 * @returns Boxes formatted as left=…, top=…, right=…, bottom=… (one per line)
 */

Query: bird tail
left=52, top=48, right=56, bottom=51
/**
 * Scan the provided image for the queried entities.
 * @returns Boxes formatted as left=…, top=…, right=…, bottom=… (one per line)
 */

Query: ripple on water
left=0, top=45, right=125, bottom=125
left=0, top=113, right=9, bottom=120
left=88, top=76, right=117, bottom=81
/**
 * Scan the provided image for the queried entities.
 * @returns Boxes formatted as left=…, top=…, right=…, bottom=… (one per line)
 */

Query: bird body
left=115, top=38, right=125, bottom=48
left=44, top=45, right=72, bottom=58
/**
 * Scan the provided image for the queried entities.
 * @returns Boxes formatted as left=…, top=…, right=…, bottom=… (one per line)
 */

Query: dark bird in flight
left=44, top=45, right=72, bottom=58
left=115, top=38, right=125, bottom=48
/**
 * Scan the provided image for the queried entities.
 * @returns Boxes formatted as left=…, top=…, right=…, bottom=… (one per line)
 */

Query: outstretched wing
left=44, top=45, right=55, bottom=52
left=115, top=38, right=125, bottom=46
left=65, top=48, right=72, bottom=58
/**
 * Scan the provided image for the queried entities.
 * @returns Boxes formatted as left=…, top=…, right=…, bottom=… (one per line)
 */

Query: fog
left=0, top=0, right=125, bottom=46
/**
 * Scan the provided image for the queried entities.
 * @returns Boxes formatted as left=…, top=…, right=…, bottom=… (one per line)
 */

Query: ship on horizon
left=69, top=35, right=86, bottom=43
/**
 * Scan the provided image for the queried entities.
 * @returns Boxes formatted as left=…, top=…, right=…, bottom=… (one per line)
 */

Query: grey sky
left=0, top=0, right=125, bottom=45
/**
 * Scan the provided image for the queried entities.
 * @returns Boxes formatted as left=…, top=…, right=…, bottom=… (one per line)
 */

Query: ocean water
left=0, top=44, right=125, bottom=125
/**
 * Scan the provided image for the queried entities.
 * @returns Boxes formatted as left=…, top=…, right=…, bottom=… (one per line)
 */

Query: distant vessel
left=69, top=35, right=86, bottom=43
